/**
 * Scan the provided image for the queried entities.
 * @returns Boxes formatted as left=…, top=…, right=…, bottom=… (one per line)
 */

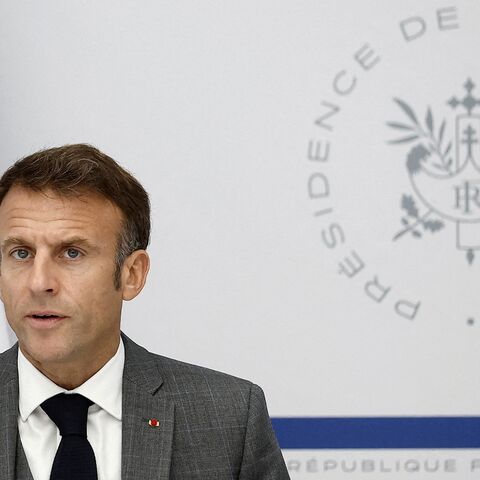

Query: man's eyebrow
left=57, top=236, right=99, bottom=250
left=1, top=237, right=28, bottom=251
left=56, top=236, right=93, bottom=246
left=1, top=236, right=99, bottom=251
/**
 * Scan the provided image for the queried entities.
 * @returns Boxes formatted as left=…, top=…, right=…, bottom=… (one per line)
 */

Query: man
left=0, top=144, right=290, bottom=479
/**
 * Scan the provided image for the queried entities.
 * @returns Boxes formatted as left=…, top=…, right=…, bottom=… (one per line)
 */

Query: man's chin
left=19, top=337, right=79, bottom=368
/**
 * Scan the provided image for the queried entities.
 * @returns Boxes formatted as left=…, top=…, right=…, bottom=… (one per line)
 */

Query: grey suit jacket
left=0, top=333, right=290, bottom=479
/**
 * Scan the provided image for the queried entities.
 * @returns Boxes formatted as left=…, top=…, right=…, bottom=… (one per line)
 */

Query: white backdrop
left=1, top=1, right=480, bottom=478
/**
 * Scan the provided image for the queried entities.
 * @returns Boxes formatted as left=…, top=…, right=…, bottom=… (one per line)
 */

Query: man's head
left=0, top=144, right=150, bottom=288
left=0, top=144, right=150, bottom=384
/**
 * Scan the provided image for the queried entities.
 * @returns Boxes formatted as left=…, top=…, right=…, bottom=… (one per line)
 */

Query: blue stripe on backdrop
left=271, top=417, right=480, bottom=449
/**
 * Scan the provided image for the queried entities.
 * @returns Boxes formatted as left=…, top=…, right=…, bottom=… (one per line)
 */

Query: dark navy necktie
left=41, top=393, right=98, bottom=480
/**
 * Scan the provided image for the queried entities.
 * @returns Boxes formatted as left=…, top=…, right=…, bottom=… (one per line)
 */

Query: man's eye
left=64, top=248, right=81, bottom=259
left=11, top=249, right=30, bottom=260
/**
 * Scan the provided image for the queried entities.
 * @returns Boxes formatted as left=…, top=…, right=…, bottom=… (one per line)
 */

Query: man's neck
left=19, top=339, right=120, bottom=390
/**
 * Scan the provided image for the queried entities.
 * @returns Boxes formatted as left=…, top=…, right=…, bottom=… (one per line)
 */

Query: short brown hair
left=0, top=144, right=150, bottom=288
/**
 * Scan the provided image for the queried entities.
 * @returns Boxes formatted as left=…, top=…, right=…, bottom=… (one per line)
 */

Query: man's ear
left=121, top=250, right=150, bottom=301
left=0, top=270, right=4, bottom=303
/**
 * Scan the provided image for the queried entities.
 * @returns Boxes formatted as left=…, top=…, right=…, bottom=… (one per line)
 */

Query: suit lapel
left=0, top=344, right=20, bottom=480
left=121, top=334, right=174, bottom=480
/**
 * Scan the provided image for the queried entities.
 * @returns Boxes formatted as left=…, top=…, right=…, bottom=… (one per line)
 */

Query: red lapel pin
left=148, top=418, right=160, bottom=427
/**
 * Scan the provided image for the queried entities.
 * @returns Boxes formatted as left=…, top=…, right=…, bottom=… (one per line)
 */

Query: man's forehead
left=1, top=186, right=119, bottom=214
left=3, top=185, right=112, bottom=205
left=0, top=186, right=123, bottom=237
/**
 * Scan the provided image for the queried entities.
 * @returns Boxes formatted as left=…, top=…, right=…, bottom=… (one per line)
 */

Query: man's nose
left=27, top=255, right=59, bottom=295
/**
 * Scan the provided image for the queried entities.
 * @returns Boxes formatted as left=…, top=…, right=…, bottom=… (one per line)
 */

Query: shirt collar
left=18, top=338, right=124, bottom=422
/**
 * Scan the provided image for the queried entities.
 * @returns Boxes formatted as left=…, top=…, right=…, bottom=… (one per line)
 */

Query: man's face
left=0, top=186, right=126, bottom=367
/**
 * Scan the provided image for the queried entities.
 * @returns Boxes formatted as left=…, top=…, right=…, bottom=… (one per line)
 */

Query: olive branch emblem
left=388, top=98, right=453, bottom=174
left=387, top=99, right=450, bottom=242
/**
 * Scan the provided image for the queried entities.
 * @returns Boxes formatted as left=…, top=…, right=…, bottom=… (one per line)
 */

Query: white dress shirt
left=18, top=339, right=124, bottom=480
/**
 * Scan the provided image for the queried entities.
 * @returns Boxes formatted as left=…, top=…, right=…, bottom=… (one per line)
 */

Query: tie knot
left=41, top=393, right=93, bottom=438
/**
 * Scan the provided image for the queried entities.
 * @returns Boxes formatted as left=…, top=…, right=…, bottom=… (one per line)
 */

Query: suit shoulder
left=0, top=342, right=17, bottom=360
left=122, top=333, right=256, bottom=402
left=0, top=343, right=18, bottom=385
left=154, top=350, right=254, bottom=396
